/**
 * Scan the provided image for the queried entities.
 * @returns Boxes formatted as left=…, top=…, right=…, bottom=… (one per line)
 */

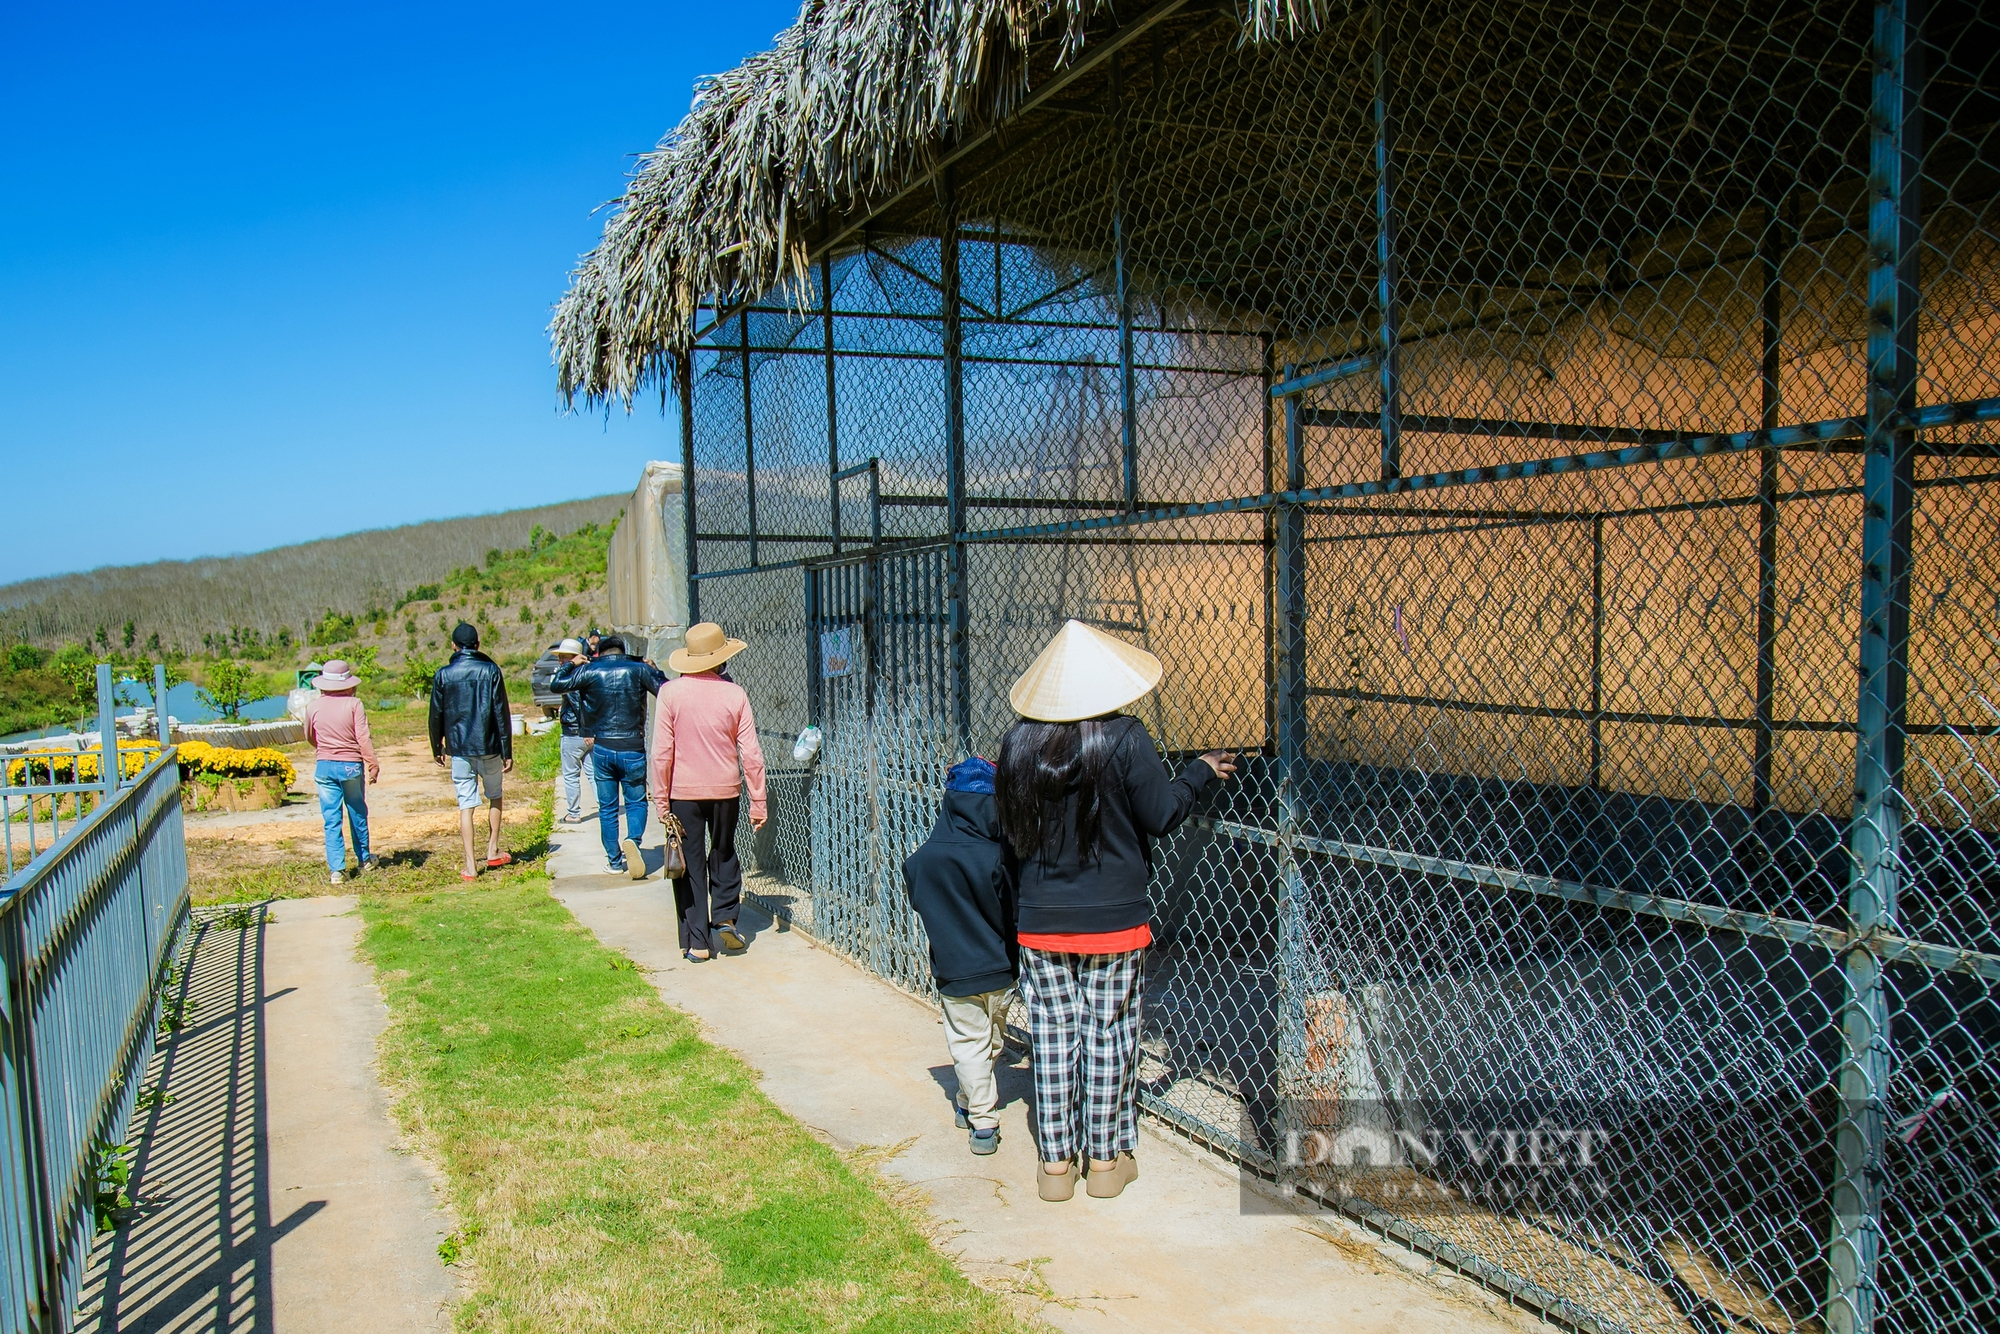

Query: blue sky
left=0, top=1, right=799, bottom=585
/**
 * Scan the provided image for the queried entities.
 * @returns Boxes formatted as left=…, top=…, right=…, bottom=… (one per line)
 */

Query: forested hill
left=0, top=494, right=624, bottom=656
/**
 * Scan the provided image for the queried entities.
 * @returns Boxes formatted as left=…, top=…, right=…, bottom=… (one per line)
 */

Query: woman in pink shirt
left=652, top=623, right=767, bottom=962
left=303, top=659, right=381, bottom=885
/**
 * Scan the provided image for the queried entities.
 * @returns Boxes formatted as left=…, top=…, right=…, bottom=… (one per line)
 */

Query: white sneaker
left=330, top=871, right=344, bottom=886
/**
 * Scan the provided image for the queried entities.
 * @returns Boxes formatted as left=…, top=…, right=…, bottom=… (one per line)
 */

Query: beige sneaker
left=1037, top=1160, right=1079, bottom=1202
left=1085, top=1152, right=1139, bottom=1198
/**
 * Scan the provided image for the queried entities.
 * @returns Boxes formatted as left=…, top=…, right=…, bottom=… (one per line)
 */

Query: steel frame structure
left=672, top=3, right=1997, bottom=1329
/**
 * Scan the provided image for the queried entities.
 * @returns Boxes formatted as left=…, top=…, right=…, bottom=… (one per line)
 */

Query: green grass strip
left=359, top=873, right=1023, bottom=1333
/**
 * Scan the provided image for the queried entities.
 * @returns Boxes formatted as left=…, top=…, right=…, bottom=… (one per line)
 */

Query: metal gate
left=801, top=548, right=954, bottom=995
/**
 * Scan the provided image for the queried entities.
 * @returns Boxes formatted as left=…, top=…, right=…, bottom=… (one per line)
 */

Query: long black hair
left=995, top=717, right=1118, bottom=867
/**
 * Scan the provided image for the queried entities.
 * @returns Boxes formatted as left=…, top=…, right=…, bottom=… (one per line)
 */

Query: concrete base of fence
left=545, top=780, right=1537, bottom=1333
left=0, top=718, right=304, bottom=760
left=171, top=719, right=305, bottom=749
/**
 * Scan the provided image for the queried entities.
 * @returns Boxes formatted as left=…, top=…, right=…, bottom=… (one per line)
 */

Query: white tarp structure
left=605, top=460, right=689, bottom=662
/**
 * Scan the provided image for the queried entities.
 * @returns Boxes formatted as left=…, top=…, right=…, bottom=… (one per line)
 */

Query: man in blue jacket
left=902, top=756, right=1020, bottom=1155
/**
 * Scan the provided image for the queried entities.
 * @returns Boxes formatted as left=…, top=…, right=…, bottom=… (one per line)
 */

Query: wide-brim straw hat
left=315, top=660, right=361, bottom=692
left=556, top=638, right=587, bottom=657
left=670, top=621, right=748, bottom=674
left=1008, top=620, right=1163, bottom=722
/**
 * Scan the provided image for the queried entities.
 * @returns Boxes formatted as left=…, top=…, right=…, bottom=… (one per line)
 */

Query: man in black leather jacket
left=551, top=635, right=666, bottom=875
left=429, top=623, right=515, bottom=879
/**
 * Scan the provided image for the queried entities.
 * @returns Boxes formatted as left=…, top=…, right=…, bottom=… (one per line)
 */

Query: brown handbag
left=659, top=813, right=688, bottom=879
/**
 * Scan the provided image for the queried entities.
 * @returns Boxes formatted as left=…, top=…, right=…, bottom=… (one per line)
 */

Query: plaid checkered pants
left=1019, top=947, right=1145, bottom=1163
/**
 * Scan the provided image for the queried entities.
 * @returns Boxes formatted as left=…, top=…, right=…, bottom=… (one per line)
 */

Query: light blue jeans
left=592, top=747, right=648, bottom=863
left=315, top=760, right=369, bottom=872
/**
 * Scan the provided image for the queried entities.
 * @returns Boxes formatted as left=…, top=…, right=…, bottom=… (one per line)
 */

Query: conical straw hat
left=1008, top=620, right=1164, bottom=722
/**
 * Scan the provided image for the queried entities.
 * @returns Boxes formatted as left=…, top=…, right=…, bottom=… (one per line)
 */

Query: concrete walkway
left=76, top=898, right=460, bottom=1333
left=548, top=786, right=1539, bottom=1333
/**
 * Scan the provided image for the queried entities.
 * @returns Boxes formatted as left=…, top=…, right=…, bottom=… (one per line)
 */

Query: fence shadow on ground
left=72, top=908, right=322, bottom=1334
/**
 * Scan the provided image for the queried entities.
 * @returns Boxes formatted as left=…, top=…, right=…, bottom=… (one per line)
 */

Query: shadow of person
left=923, top=1042, right=1028, bottom=1125
left=77, top=908, right=323, bottom=1333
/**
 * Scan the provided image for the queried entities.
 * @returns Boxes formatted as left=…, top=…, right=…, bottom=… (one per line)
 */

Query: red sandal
left=485, top=853, right=513, bottom=868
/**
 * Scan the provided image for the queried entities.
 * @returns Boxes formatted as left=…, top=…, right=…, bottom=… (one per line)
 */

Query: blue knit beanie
left=945, top=756, right=996, bottom=794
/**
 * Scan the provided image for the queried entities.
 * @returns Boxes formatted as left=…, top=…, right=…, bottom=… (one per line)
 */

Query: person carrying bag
left=650, top=622, right=768, bottom=963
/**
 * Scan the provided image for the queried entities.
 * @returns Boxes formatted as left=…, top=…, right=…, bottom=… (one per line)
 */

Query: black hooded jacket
left=1013, top=715, right=1212, bottom=935
left=902, top=791, right=1020, bottom=996
left=428, top=649, right=512, bottom=761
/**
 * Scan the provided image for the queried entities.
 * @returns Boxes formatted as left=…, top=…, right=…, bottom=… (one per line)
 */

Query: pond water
left=0, top=682, right=292, bottom=744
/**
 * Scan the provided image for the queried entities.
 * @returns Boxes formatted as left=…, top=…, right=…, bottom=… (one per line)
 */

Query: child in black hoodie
left=903, top=756, right=1019, bottom=1154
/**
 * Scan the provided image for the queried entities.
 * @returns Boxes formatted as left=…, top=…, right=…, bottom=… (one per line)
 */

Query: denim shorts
left=450, top=754, right=504, bottom=809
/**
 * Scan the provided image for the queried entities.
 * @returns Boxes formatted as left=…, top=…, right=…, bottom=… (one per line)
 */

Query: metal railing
left=2, top=665, right=188, bottom=1333
left=4, top=667, right=174, bottom=882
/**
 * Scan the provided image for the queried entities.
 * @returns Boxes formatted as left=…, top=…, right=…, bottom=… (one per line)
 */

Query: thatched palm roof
left=552, top=0, right=1329, bottom=405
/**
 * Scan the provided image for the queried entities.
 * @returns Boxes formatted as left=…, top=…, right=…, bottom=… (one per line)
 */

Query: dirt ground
left=184, top=708, right=547, bottom=899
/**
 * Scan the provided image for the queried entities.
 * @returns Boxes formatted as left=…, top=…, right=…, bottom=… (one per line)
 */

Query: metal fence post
left=1113, top=50, right=1138, bottom=513
left=678, top=349, right=700, bottom=625
left=96, top=664, right=117, bottom=798
left=1829, top=3, right=1922, bottom=1330
left=3, top=907, right=57, bottom=1331
left=741, top=312, right=759, bottom=569
left=1589, top=517, right=1604, bottom=790
left=942, top=167, right=971, bottom=753
left=1371, top=2, right=1403, bottom=481
left=1262, top=333, right=1276, bottom=757
left=1274, top=374, right=1309, bottom=1153
left=824, top=253, right=842, bottom=557
left=154, top=662, right=171, bottom=748
left=1753, top=193, right=1789, bottom=823
left=805, top=568, right=823, bottom=728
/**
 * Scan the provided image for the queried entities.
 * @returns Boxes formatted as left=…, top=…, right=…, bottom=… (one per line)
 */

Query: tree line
left=0, top=495, right=624, bottom=656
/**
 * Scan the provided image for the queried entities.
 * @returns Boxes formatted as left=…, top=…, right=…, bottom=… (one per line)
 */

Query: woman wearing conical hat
left=995, top=620, right=1238, bottom=1202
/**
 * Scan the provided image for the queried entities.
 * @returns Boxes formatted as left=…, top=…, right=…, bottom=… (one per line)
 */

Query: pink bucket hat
left=315, top=660, right=362, bottom=692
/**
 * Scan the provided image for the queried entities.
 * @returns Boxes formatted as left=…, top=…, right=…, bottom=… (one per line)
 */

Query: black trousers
left=671, top=798, right=742, bottom=953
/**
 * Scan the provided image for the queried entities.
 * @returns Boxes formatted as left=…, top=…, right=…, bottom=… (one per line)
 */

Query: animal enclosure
left=561, top=2, right=1997, bottom=1330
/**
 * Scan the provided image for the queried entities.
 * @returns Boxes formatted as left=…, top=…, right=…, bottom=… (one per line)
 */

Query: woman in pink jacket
left=652, top=623, right=767, bottom=962
left=304, top=659, right=381, bottom=885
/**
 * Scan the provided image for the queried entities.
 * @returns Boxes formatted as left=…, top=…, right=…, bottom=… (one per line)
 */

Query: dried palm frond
left=551, top=0, right=1332, bottom=406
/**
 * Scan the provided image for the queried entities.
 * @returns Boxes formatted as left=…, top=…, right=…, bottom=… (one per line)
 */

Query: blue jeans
left=592, top=747, right=647, bottom=863
left=315, top=760, right=369, bottom=872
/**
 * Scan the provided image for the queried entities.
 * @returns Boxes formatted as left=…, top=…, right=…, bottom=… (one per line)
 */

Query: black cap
left=451, top=622, right=479, bottom=649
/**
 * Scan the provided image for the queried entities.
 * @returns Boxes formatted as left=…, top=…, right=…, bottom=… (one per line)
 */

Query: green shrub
left=399, top=656, right=441, bottom=699
left=196, top=660, right=259, bottom=720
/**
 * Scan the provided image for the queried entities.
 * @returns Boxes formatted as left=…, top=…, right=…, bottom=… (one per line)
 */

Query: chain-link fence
left=670, top=3, right=1995, bottom=1330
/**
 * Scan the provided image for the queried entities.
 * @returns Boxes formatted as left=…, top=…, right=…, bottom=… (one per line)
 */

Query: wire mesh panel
left=785, top=550, right=957, bottom=995
left=668, top=1, right=1998, bottom=1328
